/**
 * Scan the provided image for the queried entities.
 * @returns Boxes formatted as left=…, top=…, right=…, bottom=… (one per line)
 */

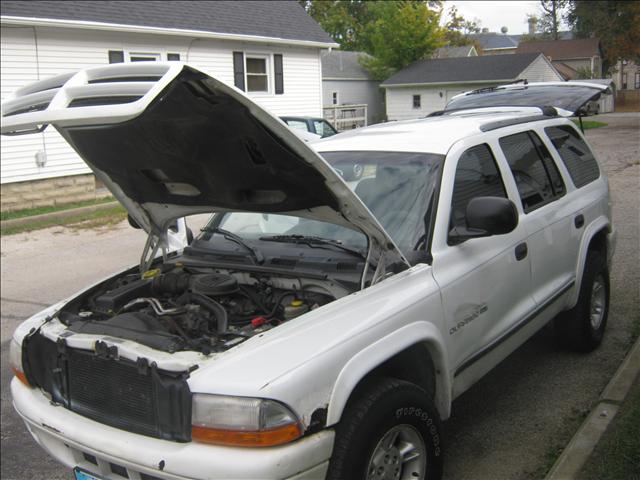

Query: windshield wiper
left=200, top=227, right=264, bottom=264
left=259, top=234, right=366, bottom=259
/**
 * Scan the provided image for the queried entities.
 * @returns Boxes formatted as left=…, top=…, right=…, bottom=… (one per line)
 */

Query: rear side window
left=545, top=125, right=600, bottom=188
left=499, top=131, right=564, bottom=213
left=450, top=144, right=507, bottom=228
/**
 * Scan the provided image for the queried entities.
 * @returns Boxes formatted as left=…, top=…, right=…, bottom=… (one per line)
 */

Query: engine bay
left=58, top=263, right=341, bottom=354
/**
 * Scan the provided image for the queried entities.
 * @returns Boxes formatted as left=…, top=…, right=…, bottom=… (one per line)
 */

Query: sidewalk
left=545, top=336, right=640, bottom=480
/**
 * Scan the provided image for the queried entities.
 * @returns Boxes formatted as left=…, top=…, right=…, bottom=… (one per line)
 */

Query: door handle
left=575, top=214, right=585, bottom=228
left=515, top=242, right=528, bottom=261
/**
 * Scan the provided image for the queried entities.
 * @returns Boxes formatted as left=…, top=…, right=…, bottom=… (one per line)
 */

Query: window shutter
left=108, top=50, right=124, bottom=63
left=167, top=53, right=180, bottom=61
left=274, top=54, right=284, bottom=95
left=233, top=51, right=245, bottom=91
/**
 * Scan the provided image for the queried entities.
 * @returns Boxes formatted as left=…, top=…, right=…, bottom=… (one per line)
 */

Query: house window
left=108, top=50, right=125, bottom=63
left=246, top=55, right=269, bottom=93
left=622, top=73, right=628, bottom=89
left=413, top=95, right=421, bottom=109
left=129, top=52, right=161, bottom=62
left=332, top=92, right=339, bottom=105
left=635, top=72, right=640, bottom=89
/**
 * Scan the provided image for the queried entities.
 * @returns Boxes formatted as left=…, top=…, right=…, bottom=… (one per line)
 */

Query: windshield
left=314, top=120, right=337, bottom=138
left=196, top=151, right=443, bottom=255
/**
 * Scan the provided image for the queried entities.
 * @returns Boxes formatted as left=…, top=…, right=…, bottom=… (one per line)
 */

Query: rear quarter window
left=545, top=125, right=600, bottom=188
left=499, top=131, right=563, bottom=213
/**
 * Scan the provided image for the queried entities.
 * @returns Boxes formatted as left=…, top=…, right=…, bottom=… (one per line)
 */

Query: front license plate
left=74, top=467, right=105, bottom=480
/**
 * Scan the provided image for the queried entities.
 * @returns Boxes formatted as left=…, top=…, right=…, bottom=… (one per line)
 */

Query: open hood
left=1, top=63, right=408, bottom=269
left=444, top=81, right=610, bottom=117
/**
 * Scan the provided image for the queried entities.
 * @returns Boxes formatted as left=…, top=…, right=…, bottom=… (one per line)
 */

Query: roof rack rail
left=462, top=78, right=529, bottom=97
left=425, top=104, right=558, bottom=119
left=479, top=108, right=558, bottom=132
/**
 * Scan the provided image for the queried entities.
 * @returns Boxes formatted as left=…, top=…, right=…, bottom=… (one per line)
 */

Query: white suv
left=2, top=64, right=616, bottom=480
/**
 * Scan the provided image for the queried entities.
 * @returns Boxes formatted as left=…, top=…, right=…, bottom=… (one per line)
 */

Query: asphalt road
left=1, top=114, right=638, bottom=480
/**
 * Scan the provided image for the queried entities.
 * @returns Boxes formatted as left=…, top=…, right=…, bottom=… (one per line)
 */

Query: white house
left=0, top=0, right=336, bottom=211
left=381, top=53, right=563, bottom=120
left=321, top=50, right=384, bottom=127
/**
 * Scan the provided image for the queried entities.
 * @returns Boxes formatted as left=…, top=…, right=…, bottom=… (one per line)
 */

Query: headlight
left=9, top=338, right=30, bottom=387
left=191, top=394, right=302, bottom=447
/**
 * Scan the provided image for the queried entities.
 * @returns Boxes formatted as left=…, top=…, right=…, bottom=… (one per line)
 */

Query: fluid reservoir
left=284, top=299, right=309, bottom=320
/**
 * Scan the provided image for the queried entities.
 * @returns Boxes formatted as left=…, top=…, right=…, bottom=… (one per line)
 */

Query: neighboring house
left=568, top=79, right=615, bottom=113
left=469, top=30, right=574, bottom=56
left=468, top=32, right=519, bottom=55
left=0, top=0, right=336, bottom=212
left=381, top=53, right=563, bottom=120
left=516, top=38, right=603, bottom=80
left=321, top=50, right=384, bottom=127
left=433, top=45, right=478, bottom=58
left=612, top=60, right=640, bottom=91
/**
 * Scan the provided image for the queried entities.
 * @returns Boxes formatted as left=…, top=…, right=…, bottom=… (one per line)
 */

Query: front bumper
left=12, top=378, right=333, bottom=480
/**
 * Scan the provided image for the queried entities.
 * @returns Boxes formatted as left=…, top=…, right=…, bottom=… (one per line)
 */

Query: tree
left=567, top=0, right=640, bottom=73
left=443, top=6, right=481, bottom=47
left=301, top=1, right=458, bottom=80
left=537, top=0, right=568, bottom=40
left=298, top=1, right=373, bottom=51
left=359, top=1, right=445, bottom=80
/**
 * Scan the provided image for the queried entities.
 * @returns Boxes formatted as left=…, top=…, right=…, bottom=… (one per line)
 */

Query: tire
left=343, top=164, right=364, bottom=181
left=555, top=250, right=609, bottom=352
left=327, top=378, right=443, bottom=480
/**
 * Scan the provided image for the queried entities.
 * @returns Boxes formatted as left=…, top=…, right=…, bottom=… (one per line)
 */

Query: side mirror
left=127, top=214, right=142, bottom=229
left=449, top=196, right=518, bottom=244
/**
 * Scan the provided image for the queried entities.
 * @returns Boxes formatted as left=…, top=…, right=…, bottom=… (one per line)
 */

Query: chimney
left=528, top=17, right=537, bottom=35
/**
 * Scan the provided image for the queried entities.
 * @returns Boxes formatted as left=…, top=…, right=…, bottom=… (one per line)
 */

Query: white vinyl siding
left=1, top=26, right=323, bottom=184
left=385, top=86, right=477, bottom=120
left=384, top=56, right=563, bottom=121
left=517, top=56, right=564, bottom=82
left=322, top=79, right=385, bottom=124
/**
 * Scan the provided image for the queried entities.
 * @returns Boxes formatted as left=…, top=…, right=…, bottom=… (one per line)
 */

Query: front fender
left=326, top=321, right=451, bottom=425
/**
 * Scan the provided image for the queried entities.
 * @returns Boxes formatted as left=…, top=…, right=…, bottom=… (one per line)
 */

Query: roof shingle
left=433, top=45, right=477, bottom=58
left=516, top=38, right=601, bottom=59
left=468, top=33, right=519, bottom=50
left=321, top=51, right=372, bottom=79
left=0, top=0, right=334, bottom=44
left=381, top=53, right=542, bottom=86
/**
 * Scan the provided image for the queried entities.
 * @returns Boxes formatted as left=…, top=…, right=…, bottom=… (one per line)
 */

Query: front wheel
left=555, top=250, right=609, bottom=352
left=327, top=378, right=443, bottom=480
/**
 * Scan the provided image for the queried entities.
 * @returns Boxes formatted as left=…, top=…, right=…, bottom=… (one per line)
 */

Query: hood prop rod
left=578, top=113, right=585, bottom=133
left=140, top=232, right=167, bottom=274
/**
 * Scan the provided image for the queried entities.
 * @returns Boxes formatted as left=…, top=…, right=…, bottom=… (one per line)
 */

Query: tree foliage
left=300, top=1, right=481, bottom=80
left=297, top=1, right=373, bottom=51
left=567, top=0, right=640, bottom=71
left=443, top=5, right=481, bottom=47
left=358, top=1, right=445, bottom=80
left=536, top=0, right=569, bottom=40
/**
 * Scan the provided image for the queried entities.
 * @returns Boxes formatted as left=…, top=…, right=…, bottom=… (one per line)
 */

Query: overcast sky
left=443, top=1, right=562, bottom=35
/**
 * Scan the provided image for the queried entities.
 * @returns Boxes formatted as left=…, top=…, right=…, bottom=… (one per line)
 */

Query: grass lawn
left=0, top=205, right=127, bottom=236
left=572, top=119, right=608, bottom=130
left=580, top=378, right=640, bottom=480
left=0, top=196, right=115, bottom=221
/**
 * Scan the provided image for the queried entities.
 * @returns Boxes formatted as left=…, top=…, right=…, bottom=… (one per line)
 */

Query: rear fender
left=570, top=215, right=611, bottom=307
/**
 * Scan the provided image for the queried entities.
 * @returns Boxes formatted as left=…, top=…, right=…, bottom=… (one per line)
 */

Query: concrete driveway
left=1, top=114, right=638, bottom=480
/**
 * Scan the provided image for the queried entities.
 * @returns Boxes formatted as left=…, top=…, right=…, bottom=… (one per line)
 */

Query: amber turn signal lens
left=11, top=367, right=31, bottom=387
left=192, top=423, right=302, bottom=447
